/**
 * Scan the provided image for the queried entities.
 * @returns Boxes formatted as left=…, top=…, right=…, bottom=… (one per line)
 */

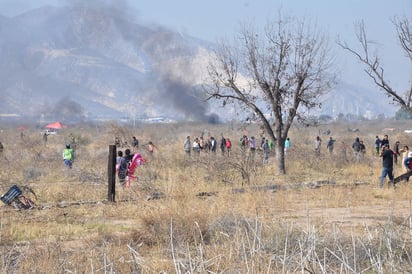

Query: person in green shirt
left=63, top=144, right=75, bottom=168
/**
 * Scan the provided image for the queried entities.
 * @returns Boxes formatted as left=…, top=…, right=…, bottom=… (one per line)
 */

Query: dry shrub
left=3, top=120, right=412, bottom=272
left=136, top=199, right=211, bottom=248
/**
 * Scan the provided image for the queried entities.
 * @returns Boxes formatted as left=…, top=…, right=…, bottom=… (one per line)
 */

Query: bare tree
left=205, top=16, right=335, bottom=174
left=337, top=17, right=412, bottom=112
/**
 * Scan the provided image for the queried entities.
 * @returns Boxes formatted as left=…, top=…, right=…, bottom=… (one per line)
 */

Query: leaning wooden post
left=108, top=145, right=116, bottom=202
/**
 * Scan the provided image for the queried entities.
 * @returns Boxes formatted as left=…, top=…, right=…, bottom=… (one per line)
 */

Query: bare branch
left=205, top=15, right=334, bottom=174
left=394, top=17, right=412, bottom=60
left=338, top=18, right=412, bottom=112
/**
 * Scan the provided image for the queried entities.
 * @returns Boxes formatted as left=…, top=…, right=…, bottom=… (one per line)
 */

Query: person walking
left=326, top=137, right=335, bottom=155
left=184, top=136, right=191, bottom=159
left=374, top=136, right=381, bottom=156
left=400, top=145, right=410, bottom=173
left=226, top=138, right=232, bottom=157
left=116, top=150, right=128, bottom=187
left=262, top=139, right=270, bottom=164
left=43, top=132, right=48, bottom=144
left=284, top=137, right=291, bottom=155
left=314, top=136, right=322, bottom=156
left=62, top=144, right=75, bottom=169
left=220, top=134, right=226, bottom=156
left=339, top=141, right=349, bottom=162
left=210, top=136, right=217, bottom=154
left=403, top=151, right=412, bottom=172
left=393, top=141, right=400, bottom=164
left=192, top=137, right=201, bottom=157
left=249, top=136, right=256, bottom=159
left=359, top=140, right=366, bottom=159
left=352, top=137, right=361, bottom=162
left=240, top=135, right=248, bottom=155
left=380, top=135, right=389, bottom=148
left=403, top=151, right=412, bottom=182
left=124, top=148, right=134, bottom=165
left=379, top=143, right=394, bottom=188
left=131, top=136, right=139, bottom=150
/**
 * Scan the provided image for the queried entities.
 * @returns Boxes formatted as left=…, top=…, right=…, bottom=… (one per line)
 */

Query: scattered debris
left=232, top=188, right=246, bottom=194
left=0, top=180, right=348, bottom=212
left=301, top=180, right=337, bottom=189
left=348, top=128, right=359, bottom=132
left=1, top=185, right=36, bottom=210
left=196, top=191, right=217, bottom=198
left=146, top=192, right=165, bottom=201
left=322, top=129, right=331, bottom=135
left=394, top=170, right=412, bottom=184
left=233, top=180, right=337, bottom=194
left=57, top=200, right=103, bottom=208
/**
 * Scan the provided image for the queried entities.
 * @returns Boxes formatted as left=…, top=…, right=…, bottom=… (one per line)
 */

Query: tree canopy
left=205, top=16, right=335, bottom=174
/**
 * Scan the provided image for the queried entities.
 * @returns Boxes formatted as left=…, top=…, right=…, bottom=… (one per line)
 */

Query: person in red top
left=226, top=138, right=232, bottom=157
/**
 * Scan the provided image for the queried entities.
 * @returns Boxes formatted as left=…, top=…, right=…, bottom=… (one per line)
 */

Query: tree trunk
left=275, top=142, right=286, bottom=174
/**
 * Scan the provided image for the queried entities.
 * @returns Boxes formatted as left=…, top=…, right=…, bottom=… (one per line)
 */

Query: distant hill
left=0, top=4, right=398, bottom=123
left=0, top=4, right=216, bottom=123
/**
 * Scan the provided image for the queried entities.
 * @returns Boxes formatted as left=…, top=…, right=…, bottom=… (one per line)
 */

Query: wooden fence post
left=108, top=145, right=116, bottom=202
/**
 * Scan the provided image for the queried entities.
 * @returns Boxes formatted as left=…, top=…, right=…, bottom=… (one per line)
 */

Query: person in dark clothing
left=380, top=135, right=389, bottom=148
left=262, top=139, right=270, bottom=164
left=374, top=136, right=381, bottom=156
left=359, top=140, right=366, bottom=157
left=220, top=135, right=226, bottom=156
left=352, top=137, right=361, bottom=162
left=393, top=141, right=400, bottom=164
left=43, top=132, right=48, bottom=144
left=379, top=143, right=394, bottom=188
left=116, top=150, right=128, bottom=187
left=210, top=136, right=217, bottom=154
left=131, top=136, right=139, bottom=150
left=326, top=137, right=336, bottom=155
left=124, top=148, right=134, bottom=165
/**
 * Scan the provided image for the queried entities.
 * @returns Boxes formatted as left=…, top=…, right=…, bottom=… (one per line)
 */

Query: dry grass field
left=1, top=120, right=412, bottom=273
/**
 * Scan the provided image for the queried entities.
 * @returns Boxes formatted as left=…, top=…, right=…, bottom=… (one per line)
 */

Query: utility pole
left=108, top=145, right=116, bottom=202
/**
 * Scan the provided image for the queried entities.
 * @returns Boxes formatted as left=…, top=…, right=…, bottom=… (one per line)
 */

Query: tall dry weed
left=1, top=121, right=412, bottom=272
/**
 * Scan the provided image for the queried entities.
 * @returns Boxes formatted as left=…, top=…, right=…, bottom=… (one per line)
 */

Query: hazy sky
left=1, top=0, right=411, bottom=97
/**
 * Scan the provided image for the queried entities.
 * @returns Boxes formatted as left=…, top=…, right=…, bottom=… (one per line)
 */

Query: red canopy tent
left=44, top=121, right=65, bottom=129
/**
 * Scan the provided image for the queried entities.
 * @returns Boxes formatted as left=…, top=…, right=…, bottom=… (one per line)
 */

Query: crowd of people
left=316, top=135, right=367, bottom=161
left=2, top=125, right=410, bottom=191
left=114, top=136, right=146, bottom=188
left=370, top=134, right=410, bottom=188
left=183, top=133, right=279, bottom=165
left=311, top=134, right=412, bottom=188
left=54, top=130, right=412, bottom=189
